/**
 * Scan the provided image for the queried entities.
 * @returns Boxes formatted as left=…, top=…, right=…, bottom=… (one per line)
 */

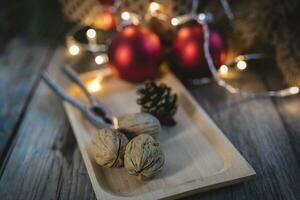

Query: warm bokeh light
left=68, top=44, right=80, bottom=56
left=237, top=60, right=247, bottom=70
left=171, top=18, right=179, bottom=26
left=93, top=11, right=116, bottom=30
left=86, top=29, right=96, bottom=39
left=198, top=13, right=206, bottom=21
left=88, top=78, right=102, bottom=93
left=131, top=16, right=140, bottom=25
left=289, top=86, right=299, bottom=94
left=121, top=12, right=130, bottom=20
left=123, top=26, right=136, bottom=37
left=219, top=65, right=228, bottom=74
left=149, top=2, right=160, bottom=14
left=95, top=54, right=108, bottom=65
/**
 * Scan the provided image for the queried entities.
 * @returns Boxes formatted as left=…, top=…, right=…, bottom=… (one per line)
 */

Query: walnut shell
left=118, top=113, right=161, bottom=138
left=124, top=134, right=165, bottom=180
left=91, top=129, right=128, bottom=168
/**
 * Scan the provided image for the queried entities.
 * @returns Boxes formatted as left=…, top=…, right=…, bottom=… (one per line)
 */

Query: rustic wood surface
left=0, top=39, right=51, bottom=163
left=0, top=39, right=299, bottom=200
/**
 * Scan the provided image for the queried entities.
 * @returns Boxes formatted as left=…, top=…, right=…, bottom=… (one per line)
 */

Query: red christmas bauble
left=108, top=25, right=163, bottom=82
left=98, top=0, right=115, bottom=6
left=171, top=23, right=226, bottom=77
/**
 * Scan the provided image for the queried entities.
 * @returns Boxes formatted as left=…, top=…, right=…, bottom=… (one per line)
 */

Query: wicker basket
left=62, top=0, right=102, bottom=25
left=62, top=0, right=196, bottom=24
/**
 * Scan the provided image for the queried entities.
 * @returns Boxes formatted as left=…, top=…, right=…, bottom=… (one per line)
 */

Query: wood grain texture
left=0, top=49, right=96, bottom=200
left=0, top=39, right=50, bottom=163
left=259, top=65, right=300, bottom=161
left=0, top=45, right=299, bottom=200
left=184, top=68, right=300, bottom=200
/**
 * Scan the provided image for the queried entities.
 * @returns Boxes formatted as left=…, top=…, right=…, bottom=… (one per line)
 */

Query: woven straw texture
left=62, top=0, right=194, bottom=24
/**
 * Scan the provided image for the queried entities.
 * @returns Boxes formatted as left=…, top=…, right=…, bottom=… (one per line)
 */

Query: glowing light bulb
left=132, top=17, right=140, bottom=25
left=88, top=79, right=102, bottom=93
left=237, top=60, right=247, bottom=70
left=171, top=18, right=179, bottom=26
left=219, top=65, right=228, bottom=74
left=149, top=2, right=160, bottom=14
left=86, top=29, right=96, bottom=39
left=121, top=12, right=130, bottom=20
left=68, top=44, right=80, bottom=56
left=198, top=13, right=206, bottom=21
left=289, top=86, right=299, bottom=94
left=95, top=54, right=108, bottom=65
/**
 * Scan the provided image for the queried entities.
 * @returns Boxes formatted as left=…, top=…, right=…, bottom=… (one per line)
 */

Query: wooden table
left=0, top=39, right=299, bottom=200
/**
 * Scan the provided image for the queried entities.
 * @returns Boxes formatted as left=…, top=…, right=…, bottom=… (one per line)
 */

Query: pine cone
left=137, top=81, right=177, bottom=126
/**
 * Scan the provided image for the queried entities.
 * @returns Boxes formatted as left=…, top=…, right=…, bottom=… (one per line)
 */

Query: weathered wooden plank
left=0, top=48, right=96, bottom=200
left=259, top=65, right=300, bottom=161
left=254, top=66, right=300, bottom=199
left=0, top=39, right=50, bottom=163
left=183, top=68, right=300, bottom=199
left=273, top=96, right=300, bottom=162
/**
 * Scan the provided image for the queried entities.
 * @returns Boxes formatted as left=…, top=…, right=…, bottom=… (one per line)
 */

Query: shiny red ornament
left=98, top=0, right=115, bottom=6
left=171, top=23, right=226, bottom=77
left=108, top=25, right=163, bottom=82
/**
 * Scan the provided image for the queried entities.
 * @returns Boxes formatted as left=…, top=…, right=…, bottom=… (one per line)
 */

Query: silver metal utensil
left=42, top=72, right=113, bottom=129
left=62, top=66, right=113, bottom=124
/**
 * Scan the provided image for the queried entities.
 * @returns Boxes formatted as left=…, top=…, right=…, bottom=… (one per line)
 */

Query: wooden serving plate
left=63, top=68, right=255, bottom=200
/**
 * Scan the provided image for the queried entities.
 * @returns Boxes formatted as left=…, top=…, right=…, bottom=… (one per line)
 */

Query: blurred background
left=0, top=0, right=299, bottom=86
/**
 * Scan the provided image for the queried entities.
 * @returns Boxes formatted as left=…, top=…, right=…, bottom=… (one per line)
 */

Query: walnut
left=124, top=134, right=165, bottom=180
left=91, top=128, right=128, bottom=168
left=118, top=112, right=161, bottom=138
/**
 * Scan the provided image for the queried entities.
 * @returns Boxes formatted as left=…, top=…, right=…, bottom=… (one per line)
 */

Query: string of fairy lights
left=65, top=0, right=299, bottom=97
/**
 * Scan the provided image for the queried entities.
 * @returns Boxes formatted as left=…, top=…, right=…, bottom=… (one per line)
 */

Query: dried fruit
left=91, top=128, right=128, bottom=168
left=124, top=134, right=165, bottom=180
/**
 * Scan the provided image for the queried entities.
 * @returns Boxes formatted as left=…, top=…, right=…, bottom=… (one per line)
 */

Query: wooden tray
left=63, top=69, right=255, bottom=200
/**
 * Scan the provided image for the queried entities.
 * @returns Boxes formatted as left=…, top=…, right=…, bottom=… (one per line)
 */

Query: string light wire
left=220, top=0, right=234, bottom=21
left=67, top=24, right=107, bottom=53
left=199, top=17, right=298, bottom=97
